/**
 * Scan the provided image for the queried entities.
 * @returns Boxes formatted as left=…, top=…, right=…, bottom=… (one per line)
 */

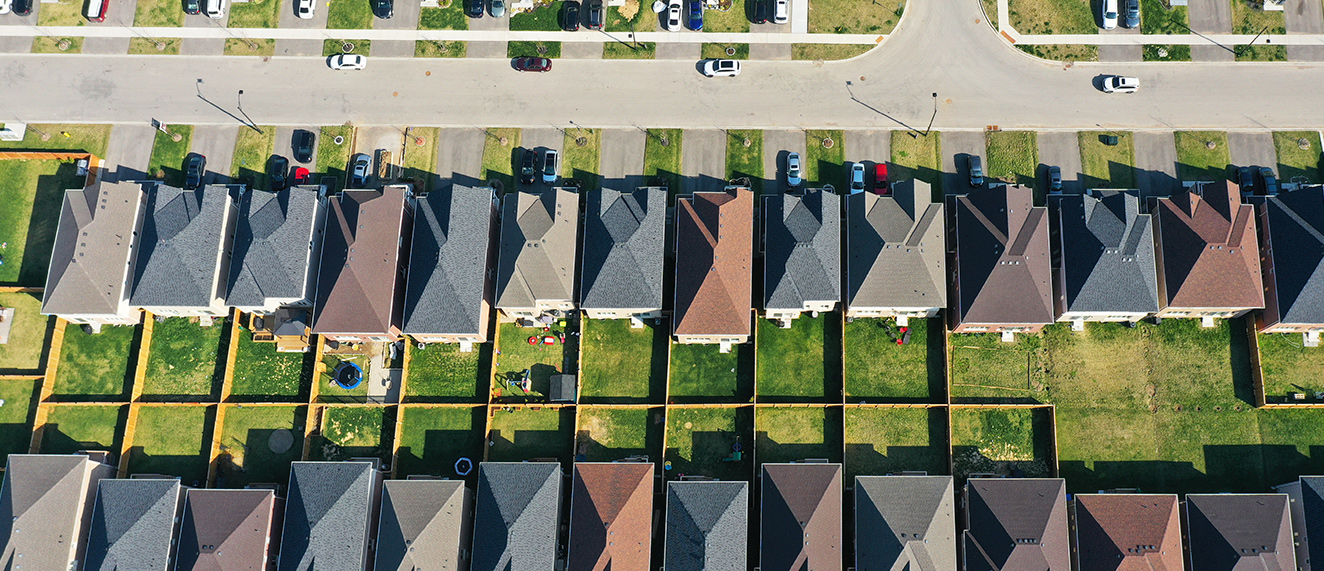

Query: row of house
left=6, top=452, right=1320, bottom=571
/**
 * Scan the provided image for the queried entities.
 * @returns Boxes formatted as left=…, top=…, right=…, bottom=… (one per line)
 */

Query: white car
left=1102, top=75, right=1138, bottom=93
left=665, top=0, right=681, bottom=31
left=1101, top=0, right=1117, bottom=29
left=0, top=0, right=11, bottom=15
left=296, top=0, right=314, bottom=19
left=701, top=59, right=740, bottom=77
left=328, top=53, right=367, bottom=70
left=773, top=0, right=787, bottom=24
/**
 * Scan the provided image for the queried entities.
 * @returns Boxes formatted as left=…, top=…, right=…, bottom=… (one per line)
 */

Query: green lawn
left=701, top=43, right=748, bottom=60
left=949, top=332, right=1044, bottom=402
left=891, top=131, right=942, bottom=194
left=605, top=2, right=651, bottom=31
left=803, top=130, right=845, bottom=188
left=1257, top=409, right=1324, bottom=492
left=703, top=0, right=749, bottom=32
left=320, top=353, right=370, bottom=401
left=36, top=0, right=83, bottom=25
left=405, top=342, right=489, bottom=403
left=143, top=318, right=225, bottom=399
left=128, top=38, right=181, bottom=55
left=844, top=318, right=941, bottom=402
left=32, top=37, right=83, bottom=54
left=402, top=127, right=440, bottom=192
left=725, top=130, right=763, bottom=193
left=1273, top=131, right=1322, bottom=184
left=0, top=124, right=110, bottom=154
left=792, top=44, right=875, bottom=61
left=40, top=405, right=125, bottom=454
left=148, top=125, right=194, bottom=187
left=133, top=0, right=184, bottom=26
left=844, top=406, right=948, bottom=480
left=756, top=314, right=840, bottom=402
left=230, top=39, right=276, bottom=58
left=311, top=406, right=391, bottom=461
left=327, top=0, right=374, bottom=28
left=1141, top=0, right=1188, bottom=34
left=985, top=130, right=1037, bottom=189
left=507, top=40, right=562, bottom=58
left=230, top=127, right=276, bottom=190
left=562, top=129, right=601, bottom=190
left=669, top=343, right=754, bottom=403
left=603, top=41, right=656, bottom=59
left=0, top=379, right=39, bottom=462
left=129, top=406, right=213, bottom=484
left=1257, top=333, right=1324, bottom=402
left=808, top=0, right=901, bottom=33
left=415, top=40, right=468, bottom=57
left=1016, top=44, right=1098, bottom=62
left=52, top=324, right=137, bottom=399
left=487, top=406, right=575, bottom=465
left=1232, top=0, right=1285, bottom=61
left=215, top=404, right=305, bottom=488
left=510, top=0, right=564, bottom=30
left=1078, top=131, right=1137, bottom=189
left=754, top=407, right=842, bottom=465
left=951, top=406, right=1054, bottom=480
left=0, top=158, right=89, bottom=286
left=576, top=406, right=663, bottom=462
left=480, top=128, right=521, bottom=189
left=0, top=293, right=51, bottom=373
left=419, top=3, right=469, bottom=28
left=643, top=129, right=682, bottom=193
left=1143, top=44, right=1191, bottom=61
left=229, top=328, right=308, bottom=400
left=1008, top=0, right=1095, bottom=34
left=323, top=39, right=371, bottom=57
left=494, top=322, right=570, bottom=402
left=395, top=405, right=486, bottom=479
left=227, top=0, right=281, bottom=27
left=580, top=319, right=667, bottom=404
left=316, top=126, right=355, bottom=186
left=1174, top=131, right=1231, bottom=182
left=664, top=406, right=753, bottom=481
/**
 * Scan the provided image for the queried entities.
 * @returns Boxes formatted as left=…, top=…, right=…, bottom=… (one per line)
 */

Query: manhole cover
left=725, top=47, right=736, bottom=56
left=333, top=135, right=345, bottom=145
left=268, top=429, right=294, bottom=454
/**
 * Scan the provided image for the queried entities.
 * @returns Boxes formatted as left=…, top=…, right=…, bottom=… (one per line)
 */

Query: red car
left=291, top=167, right=310, bottom=185
left=874, top=163, right=889, bottom=195
left=513, top=57, right=552, bottom=72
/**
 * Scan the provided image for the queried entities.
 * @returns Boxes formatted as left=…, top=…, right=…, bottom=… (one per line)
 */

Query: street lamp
left=924, top=92, right=938, bottom=137
left=237, top=90, right=262, bottom=134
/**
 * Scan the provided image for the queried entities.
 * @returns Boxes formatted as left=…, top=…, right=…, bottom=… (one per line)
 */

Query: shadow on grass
left=215, top=425, right=306, bottom=489
left=1060, top=443, right=1324, bottom=495
left=755, top=408, right=844, bottom=464
left=844, top=409, right=949, bottom=476
left=6, top=163, right=82, bottom=287
left=394, top=408, right=486, bottom=484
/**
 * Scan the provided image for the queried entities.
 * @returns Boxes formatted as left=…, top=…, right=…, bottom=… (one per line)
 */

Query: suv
left=520, top=149, right=537, bottom=185
left=773, top=0, right=787, bottom=23
left=184, top=153, right=206, bottom=190
left=268, top=156, right=289, bottom=190
left=850, top=163, right=865, bottom=192
left=1238, top=166, right=1255, bottom=192
left=1260, top=167, right=1280, bottom=195
left=752, top=0, right=768, bottom=23
left=296, top=0, right=313, bottom=18
left=968, top=156, right=984, bottom=187
left=701, top=59, right=740, bottom=77
left=786, top=153, right=801, bottom=188
left=293, top=130, right=315, bottom=163
left=874, top=163, right=889, bottom=194
left=1102, top=75, right=1139, bottom=93
left=373, top=0, right=392, bottom=18
left=1123, top=0, right=1139, bottom=28
left=350, top=153, right=372, bottom=187
left=561, top=0, right=580, bottom=31
left=586, top=0, right=602, bottom=28
left=184, top=0, right=201, bottom=15
left=542, top=150, right=559, bottom=185
left=1101, top=0, right=1117, bottom=29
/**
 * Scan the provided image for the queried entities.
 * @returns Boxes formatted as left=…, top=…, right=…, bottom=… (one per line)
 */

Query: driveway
left=190, top=125, right=240, bottom=185
left=434, top=128, right=486, bottom=189
left=1037, top=131, right=1083, bottom=194
left=1187, top=0, right=1233, bottom=62
left=81, top=0, right=138, bottom=54
left=0, top=6, right=38, bottom=52
left=750, top=14, right=791, bottom=60
left=371, top=0, right=421, bottom=57
left=182, top=12, right=227, bottom=55
left=103, top=124, right=157, bottom=182
left=520, top=127, right=563, bottom=189
left=656, top=41, right=700, bottom=60
left=1286, top=0, right=1324, bottom=61
left=1097, top=22, right=1140, bottom=62
left=941, top=130, right=986, bottom=192
left=599, top=128, right=645, bottom=189
left=274, top=126, right=321, bottom=169
left=682, top=129, right=725, bottom=194
left=275, top=0, right=329, bottom=56
left=1228, top=131, right=1277, bottom=171
left=352, top=126, right=406, bottom=185
left=844, top=129, right=889, bottom=190
left=763, top=129, right=805, bottom=193
left=1134, top=131, right=1179, bottom=200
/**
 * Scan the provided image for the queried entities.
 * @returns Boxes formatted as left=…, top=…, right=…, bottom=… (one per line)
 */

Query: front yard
left=562, top=129, right=602, bottom=190
left=310, top=406, right=392, bottom=462
left=0, top=292, right=51, bottom=372
left=148, top=126, right=194, bottom=187
left=1174, top=131, right=1231, bottom=182
left=229, top=127, right=276, bottom=190
left=726, top=130, right=764, bottom=193
left=1007, top=0, right=1095, bottom=35
left=228, top=328, right=309, bottom=400
left=1231, top=0, right=1285, bottom=61
left=480, top=128, right=521, bottom=189
left=52, top=324, right=138, bottom=400
left=405, top=342, right=489, bottom=403
left=327, top=0, right=374, bottom=28
left=808, top=0, right=903, bottom=33
left=891, top=131, right=942, bottom=193
left=1273, top=131, right=1322, bottom=184
left=316, top=126, right=355, bottom=186
left=668, top=343, right=754, bottom=403
left=664, top=406, right=753, bottom=481
left=40, top=404, right=125, bottom=454
left=950, top=406, right=1055, bottom=481
left=580, top=319, right=667, bottom=404
left=143, top=317, right=226, bottom=399
left=844, top=318, right=941, bottom=402
left=1078, top=131, right=1137, bottom=189
left=803, top=130, right=845, bottom=189
left=985, top=131, right=1038, bottom=189
left=395, top=405, right=486, bottom=480
left=576, top=406, right=664, bottom=462
left=486, top=406, right=575, bottom=465
left=643, top=129, right=682, bottom=193
left=756, top=315, right=840, bottom=403
left=226, top=0, right=282, bottom=27
left=129, top=405, right=214, bottom=484
left=844, top=406, right=948, bottom=481
left=493, top=321, right=573, bottom=402
left=754, top=406, right=843, bottom=465
left=215, top=404, right=306, bottom=488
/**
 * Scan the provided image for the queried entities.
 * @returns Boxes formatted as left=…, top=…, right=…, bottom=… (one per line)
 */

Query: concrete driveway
left=1037, top=131, right=1083, bottom=194
left=844, top=129, right=889, bottom=190
left=1228, top=131, right=1277, bottom=172
left=520, top=127, right=563, bottom=189
left=1286, top=0, right=1324, bottom=60
left=182, top=12, right=227, bottom=55
left=103, top=124, right=156, bottom=182
left=682, top=129, right=725, bottom=193
left=763, top=129, right=805, bottom=194
left=941, top=130, right=986, bottom=192
left=274, top=126, right=321, bottom=168
left=371, top=0, right=420, bottom=57
left=0, top=4, right=39, bottom=52
left=275, top=0, right=329, bottom=56
left=599, top=128, right=645, bottom=189
left=352, top=126, right=406, bottom=185
left=434, top=128, right=486, bottom=189
left=81, top=0, right=138, bottom=54
left=1187, top=0, right=1233, bottom=62
left=1098, top=19, right=1141, bottom=62
left=190, top=125, right=240, bottom=184
left=1134, top=131, right=1179, bottom=200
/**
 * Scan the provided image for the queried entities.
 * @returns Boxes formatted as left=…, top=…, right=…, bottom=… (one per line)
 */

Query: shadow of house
left=393, top=412, right=486, bottom=482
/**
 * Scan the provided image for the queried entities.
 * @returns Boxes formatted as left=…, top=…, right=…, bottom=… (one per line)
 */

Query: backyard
left=143, top=317, right=226, bottom=399
left=405, top=342, right=489, bottom=403
left=844, top=317, right=942, bottom=402
left=40, top=404, right=125, bottom=454
left=950, top=406, right=1055, bottom=480
left=51, top=324, right=138, bottom=400
left=664, top=406, right=753, bottom=481
left=844, top=405, right=948, bottom=480
left=668, top=343, right=754, bottom=403
left=229, top=328, right=308, bottom=400
left=215, top=404, right=306, bottom=488
left=319, top=353, right=371, bottom=401
left=1254, top=332, right=1324, bottom=403
left=0, top=292, right=50, bottom=372
left=948, top=331, right=1044, bottom=403
left=394, top=405, right=486, bottom=480
left=575, top=406, right=664, bottom=463
left=579, top=319, right=667, bottom=404
left=754, top=406, right=843, bottom=465
left=493, top=321, right=573, bottom=402
left=755, top=315, right=840, bottom=403
left=0, top=379, right=38, bottom=461
left=310, top=406, right=392, bottom=462
left=128, top=405, right=214, bottom=484
left=486, top=406, right=575, bottom=465
left=1078, top=131, right=1137, bottom=189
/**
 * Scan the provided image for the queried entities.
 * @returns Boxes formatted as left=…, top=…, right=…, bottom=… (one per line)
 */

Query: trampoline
left=332, top=362, right=363, bottom=390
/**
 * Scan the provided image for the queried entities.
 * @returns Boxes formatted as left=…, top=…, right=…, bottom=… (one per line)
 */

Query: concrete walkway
left=0, top=25, right=885, bottom=43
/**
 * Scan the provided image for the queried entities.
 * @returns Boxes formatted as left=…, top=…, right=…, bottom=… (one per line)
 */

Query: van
left=84, top=0, right=109, bottom=22
left=205, top=0, right=224, bottom=19
left=968, top=156, right=984, bottom=187
left=1101, top=0, right=1118, bottom=29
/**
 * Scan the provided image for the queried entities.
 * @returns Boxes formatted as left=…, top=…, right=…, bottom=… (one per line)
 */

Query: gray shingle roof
left=376, top=479, right=469, bottom=571
left=1052, top=191, right=1159, bottom=314
left=0, top=454, right=113, bottom=571
left=1185, top=494, right=1295, bottom=571
left=764, top=189, right=841, bottom=311
left=664, top=481, right=748, bottom=571
left=83, top=479, right=183, bottom=571
left=1258, top=186, right=1324, bottom=324
left=42, top=181, right=145, bottom=316
left=1300, top=477, right=1324, bottom=570
left=854, top=475, right=956, bottom=571
left=580, top=188, right=667, bottom=311
left=225, top=186, right=323, bottom=308
left=847, top=181, right=947, bottom=311
left=472, top=462, right=562, bottom=571
left=403, top=186, right=497, bottom=336
left=130, top=183, right=235, bottom=308
left=495, top=189, right=580, bottom=310
left=278, top=461, right=378, bottom=571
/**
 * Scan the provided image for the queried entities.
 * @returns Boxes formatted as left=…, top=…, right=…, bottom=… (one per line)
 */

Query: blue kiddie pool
left=332, top=362, right=363, bottom=390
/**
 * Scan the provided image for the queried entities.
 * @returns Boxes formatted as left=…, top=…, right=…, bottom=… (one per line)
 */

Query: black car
left=184, top=153, right=206, bottom=190
left=1238, top=166, right=1255, bottom=193
left=561, top=0, right=580, bottom=31
left=1261, top=167, right=1280, bottom=195
left=183, top=0, right=200, bottom=15
left=1047, top=165, right=1062, bottom=192
left=12, top=0, right=31, bottom=15
left=373, top=0, right=393, bottom=18
left=268, top=155, right=289, bottom=190
left=293, top=130, right=314, bottom=163
left=466, top=0, right=483, bottom=17
left=752, top=0, right=767, bottom=23
left=586, top=0, right=603, bottom=29
left=520, top=149, right=537, bottom=185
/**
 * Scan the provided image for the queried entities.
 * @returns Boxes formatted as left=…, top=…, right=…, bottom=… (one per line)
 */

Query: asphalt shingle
left=175, top=488, right=277, bottom=571
left=854, top=475, right=956, bottom=571
left=225, top=186, right=324, bottom=308
left=760, top=463, right=842, bottom=571
left=1153, top=181, right=1264, bottom=311
left=580, top=188, right=667, bottom=312
left=674, top=187, right=754, bottom=338
left=495, top=189, right=579, bottom=311
left=964, top=478, right=1070, bottom=571
left=1256, top=186, right=1324, bottom=325
left=1072, top=494, right=1182, bottom=571
left=764, top=189, right=841, bottom=311
left=1052, top=191, right=1159, bottom=314
left=0, top=454, right=114, bottom=571
left=130, top=183, right=235, bottom=308
left=847, top=180, right=947, bottom=311
left=665, top=481, right=748, bottom=571
left=311, top=186, right=413, bottom=336
left=949, top=185, right=1055, bottom=327
left=1185, top=494, right=1295, bottom=571
left=278, top=461, right=378, bottom=571
left=41, top=181, right=146, bottom=317
left=83, top=479, right=183, bottom=571
left=471, top=462, right=562, bottom=571
left=403, top=186, right=498, bottom=336
left=376, top=479, right=470, bottom=571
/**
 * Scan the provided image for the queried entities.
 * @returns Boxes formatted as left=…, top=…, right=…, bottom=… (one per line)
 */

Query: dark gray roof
left=1185, top=494, right=1295, bottom=571
left=1051, top=190, right=1159, bottom=314
left=403, top=186, right=497, bottom=335
left=0, top=454, right=113, bottom=571
left=83, top=479, right=183, bottom=571
left=580, top=187, right=667, bottom=311
left=1301, top=477, right=1324, bottom=570
left=376, top=480, right=468, bottom=571
left=964, top=478, right=1070, bottom=571
left=278, top=461, right=378, bottom=571
left=131, top=183, right=235, bottom=307
left=1258, top=186, right=1324, bottom=324
left=854, top=475, right=956, bottom=571
left=41, top=181, right=145, bottom=316
left=847, top=181, right=947, bottom=310
left=760, top=463, right=842, bottom=571
left=664, top=481, right=748, bottom=571
left=764, top=189, right=841, bottom=310
left=949, top=185, right=1055, bottom=327
left=495, top=189, right=579, bottom=310
left=225, top=186, right=323, bottom=307
left=472, top=462, right=562, bottom=571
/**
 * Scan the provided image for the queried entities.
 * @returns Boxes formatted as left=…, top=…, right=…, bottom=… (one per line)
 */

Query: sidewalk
left=1015, top=32, right=1324, bottom=45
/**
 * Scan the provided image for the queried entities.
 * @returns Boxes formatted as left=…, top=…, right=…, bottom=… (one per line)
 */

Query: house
left=674, top=186, right=754, bottom=346
left=1151, top=181, right=1264, bottom=322
left=402, top=185, right=500, bottom=347
left=471, top=462, right=562, bottom=571
left=947, top=184, right=1054, bottom=335
left=224, top=185, right=327, bottom=314
left=567, top=463, right=654, bottom=571
left=580, top=187, right=667, bottom=322
left=83, top=478, right=186, bottom=571
left=175, top=488, right=279, bottom=571
left=130, top=183, right=239, bottom=319
left=1049, top=190, right=1159, bottom=327
left=962, top=478, right=1069, bottom=571
left=763, top=188, right=840, bottom=324
left=1185, top=493, right=1295, bottom=571
left=664, top=481, right=748, bottom=571
left=41, top=181, right=149, bottom=330
left=854, top=475, right=956, bottom=571
left=1252, top=185, right=1324, bottom=337
left=277, top=460, right=385, bottom=571
left=760, top=463, right=842, bottom=571
left=1072, top=493, right=1182, bottom=571
left=0, top=453, right=116, bottom=571
left=494, top=188, right=579, bottom=320
left=1274, top=476, right=1324, bottom=570
left=376, top=479, right=473, bottom=571
left=845, top=180, right=946, bottom=321
left=311, top=185, right=415, bottom=343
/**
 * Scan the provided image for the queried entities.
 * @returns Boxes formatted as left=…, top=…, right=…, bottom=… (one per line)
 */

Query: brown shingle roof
left=964, top=478, right=1070, bottom=571
left=312, top=186, right=413, bottom=336
left=1154, top=181, right=1264, bottom=310
left=949, top=185, right=1054, bottom=327
left=673, top=187, right=753, bottom=337
left=175, top=488, right=277, bottom=571
left=567, top=463, right=654, bottom=571
left=760, top=463, right=842, bottom=571
left=1073, top=494, right=1183, bottom=571
left=1185, top=494, right=1295, bottom=571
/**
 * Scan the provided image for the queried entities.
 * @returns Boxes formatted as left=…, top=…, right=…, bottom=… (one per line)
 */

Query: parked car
left=466, top=0, right=483, bottom=17
left=520, top=149, right=537, bottom=185
left=701, top=58, right=741, bottom=77
left=786, top=153, right=801, bottom=187
left=665, top=0, right=681, bottom=30
left=328, top=53, right=367, bottom=70
left=1102, top=75, right=1138, bottom=93
left=850, top=162, right=865, bottom=192
left=561, top=0, right=580, bottom=31
left=490, top=0, right=505, bottom=16
left=183, top=0, right=200, bottom=15
left=1048, top=165, right=1062, bottom=192
left=1238, top=166, right=1255, bottom=192
left=687, top=0, right=703, bottom=30
left=268, top=156, right=289, bottom=190
left=204, top=0, right=223, bottom=18
left=772, top=0, right=787, bottom=24
left=542, top=149, right=559, bottom=184
left=586, top=0, right=602, bottom=28
left=293, top=130, right=315, bottom=163
left=11, top=0, right=29, bottom=16
left=1123, top=0, right=1139, bottom=28
left=372, top=0, right=392, bottom=18
left=513, top=56, right=552, bottom=72
left=874, top=163, right=888, bottom=194
left=184, top=153, right=206, bottom=190
left=1101, top=0, right=1117, bottom=29
left=349, top=153, right=372, bottom=187
left=752, top=0, right=768, bottom=23
left=295, top=0, right=314, bottom=17
left=291, top=167, right=310, bottom=185
left=85, top=0, right=108, bottom=23
left=0, top=0, right=11, bottom=14
left=968, top=156, right=984, bottom=187
left=1261, top=167, right=1280, bottom=195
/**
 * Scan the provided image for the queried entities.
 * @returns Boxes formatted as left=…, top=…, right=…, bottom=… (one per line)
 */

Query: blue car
left=688, top=0, right=703, bottom=30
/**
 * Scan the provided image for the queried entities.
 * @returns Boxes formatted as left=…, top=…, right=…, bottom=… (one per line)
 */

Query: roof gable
left=854, top=475, right=956, bottom=571
left=764, top=190, right=841, bottom=310
left=278, top=461, right=376, bottom=571
left=42, top=181, right=145, bottom=316
left=1073, top=494, right=1182, bottom=571
left=952, top=185, right=1054, bottom=326
left=311, top=187, right=411, bottom=335
left=495, top=189, right=580, bottom=310
left=176, top=488, right=275, bottom=571
left=376, top=480, right=468, bottom=571
left=580, top=188, right=667, bottom=311
left=674, top=188, right=753, bottom=337
left=1260, top=186, right=1324, bottom=324
left=568, top=463, right=654, bottom=571
left=760, top=463, right=842, bottom=571
left=130, top=184, right=234, bottom=307
left=964, top=478, right=1070, bottom=571
left=403, top=186, right=497, bottom=335
left=1186, top=494, right=1295, bottom=571
left=226, top=186, right=323, bottom=307
left=665, top=481, right=748, bottom=571
left=1053, top=191, right=1159, bottom=314
left=472, top=462, right=562, bottom=571
left=1155, top=182, right=1264, bottom=309
left=847, top=181, right=947, bottom=310
left=84, top=479, right=182, bottom=571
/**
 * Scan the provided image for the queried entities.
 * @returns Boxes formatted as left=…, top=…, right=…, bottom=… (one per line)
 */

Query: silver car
left=786, top=152, right=802, bottom=187
left=490, top=0, right=504, bottom=17
left=350, top=153, right=372, bottom=187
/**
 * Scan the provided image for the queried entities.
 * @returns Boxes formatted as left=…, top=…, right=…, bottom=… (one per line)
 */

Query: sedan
left=850, top=163, right=865, bottom=192
left=586, top=0, right=602, bottom=28
left=513, top=56, right=552, bottom=72
left=1261, top=167, right=1279, bottom=195
left=1101, top=75, right=1138, bottom=93
left=786, top=153, right=801, bottom=187
left=466, top=0, right=482, bottom=17
left=687, top=0, right=702, bottom=30
left=542, top=150, right=559, bottom=185
left=291, top=167, right=310, bottom=185
left=372, top=0, right=392, bottom=18
left=520, top=149, right=537, bottom=185
left=701, top=58, right=740, bottom=77
left=1123, top=0, right=1139, bottom=28
left=1238, top=166, right=1255, bottom=192
left=295, top=0, right=313, bottom=18
left=1048, top=165, right=1062, bottom=192
left=268, top=155, right=289, bottom=190
left=665, top=0, right=681, bottom=30
left=293, top=130, right=315, bottom=163
left=328, top=53, right=367, bottom=70
left=184, top=153, right=206, bottom=190
left=490, top=0, right=504, bottom=17
left=561, top=0, right=579, bottom=31
left=350, top=154, right=372, bottom=187
left=184, top=0, right=201, bottom=15
left=874, top=163, right=889, bottom=193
